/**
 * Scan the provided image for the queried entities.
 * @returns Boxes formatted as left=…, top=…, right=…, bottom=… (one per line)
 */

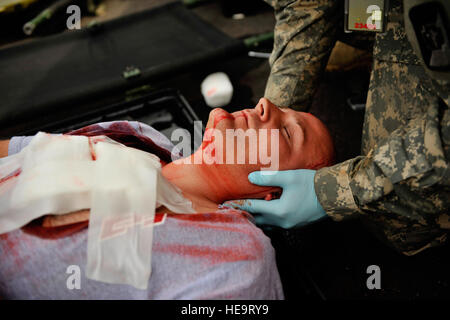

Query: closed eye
left=284, top=127, right=291, bottom=140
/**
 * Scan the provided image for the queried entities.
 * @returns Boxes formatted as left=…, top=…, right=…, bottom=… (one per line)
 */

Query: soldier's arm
left=264, top=0, right=342, bottom=110
left=314, top=101, right=449, bottom=234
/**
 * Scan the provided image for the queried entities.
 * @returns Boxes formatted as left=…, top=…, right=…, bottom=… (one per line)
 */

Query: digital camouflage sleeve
left=314, top=1, right=450, bottom=255
left=264, top=0, right=342, bottom=110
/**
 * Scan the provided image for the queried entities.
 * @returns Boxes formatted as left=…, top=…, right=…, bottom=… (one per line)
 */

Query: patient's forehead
left=283, top=108, right=324, bottom=128
left=281, top=108, right=308, bottom=131
left=279, top=106, right=302, bottom=118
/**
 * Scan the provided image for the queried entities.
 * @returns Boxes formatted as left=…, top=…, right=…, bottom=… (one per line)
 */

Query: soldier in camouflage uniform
left=226, top=0, right=449, bottom=256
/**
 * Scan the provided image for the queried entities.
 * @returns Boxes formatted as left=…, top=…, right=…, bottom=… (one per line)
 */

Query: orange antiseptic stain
left=0, top=168, right=21, bottom=185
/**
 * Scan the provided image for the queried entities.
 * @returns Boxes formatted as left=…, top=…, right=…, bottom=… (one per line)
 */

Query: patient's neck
left=161, top=154, right=272, bottom=213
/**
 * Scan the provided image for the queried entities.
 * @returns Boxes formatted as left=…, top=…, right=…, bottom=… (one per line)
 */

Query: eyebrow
left=292, top=119, right=305, bottom=146
left=292, top=120, right=301, bottom=133
left=281, top=108, right=303, bottom=138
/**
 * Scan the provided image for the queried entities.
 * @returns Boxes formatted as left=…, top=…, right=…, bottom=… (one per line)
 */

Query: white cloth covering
left=0, top=132, right=194, bottom=289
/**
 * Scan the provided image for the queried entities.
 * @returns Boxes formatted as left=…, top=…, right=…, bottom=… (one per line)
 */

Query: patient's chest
left=0, top=209, right=283, bottom=299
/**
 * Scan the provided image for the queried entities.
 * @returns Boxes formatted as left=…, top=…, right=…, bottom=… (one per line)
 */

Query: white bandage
left=0, top=132, right=194, bottom=289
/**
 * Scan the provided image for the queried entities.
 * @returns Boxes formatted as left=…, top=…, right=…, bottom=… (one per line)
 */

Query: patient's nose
left=255, top=98, right=274, bottom=123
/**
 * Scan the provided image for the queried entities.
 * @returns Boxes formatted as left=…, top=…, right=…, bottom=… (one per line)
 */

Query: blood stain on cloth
left=67, top=122, right=175, bottom=163
left=87, top=137, right=97, bottom=161
left=0, top=168, right=21, bottom=185
left=0, top=233, right=25, bottom=272
left=157, top=210, right=264, bottom=265
left=168, top=212, right=245, bottom=224
left=153, top=243, right=259, bottom=265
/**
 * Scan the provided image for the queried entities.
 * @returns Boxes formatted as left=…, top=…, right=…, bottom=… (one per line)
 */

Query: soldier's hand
left=222, top=170, right=328, bottom=228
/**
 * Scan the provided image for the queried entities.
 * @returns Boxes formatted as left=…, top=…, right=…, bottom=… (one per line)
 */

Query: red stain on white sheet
left=87, top=137, right=96, bottom=161
left=156, top=210, right=264, bottom=265
left=0, top=168, right=21, bottom=185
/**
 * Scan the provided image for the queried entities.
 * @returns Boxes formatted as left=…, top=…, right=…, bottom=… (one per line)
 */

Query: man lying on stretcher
left=0, top=98, right=334, bottom=299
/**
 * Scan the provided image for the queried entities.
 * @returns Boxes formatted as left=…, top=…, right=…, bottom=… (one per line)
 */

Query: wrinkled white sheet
left=0, top=132, right=194, bottom=289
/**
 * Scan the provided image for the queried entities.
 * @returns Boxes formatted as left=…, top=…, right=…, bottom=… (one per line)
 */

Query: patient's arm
left=0, top=140, right=10, bottom=158
left=42, top=210, right=90, bottom=227
left=42, top=204, right=172, bottom=228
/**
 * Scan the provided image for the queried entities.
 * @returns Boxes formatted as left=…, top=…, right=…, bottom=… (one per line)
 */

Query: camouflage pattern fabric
left=264, top=0, right=342, bottom=110
left=267, top=0, right=450, bottom=255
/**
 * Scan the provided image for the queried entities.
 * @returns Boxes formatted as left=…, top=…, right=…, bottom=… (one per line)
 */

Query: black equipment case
left=0, top=1, right=245, bottom=138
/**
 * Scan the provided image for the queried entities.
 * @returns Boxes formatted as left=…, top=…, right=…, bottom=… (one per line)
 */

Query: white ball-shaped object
left=201, top=72, right=234, bottom=108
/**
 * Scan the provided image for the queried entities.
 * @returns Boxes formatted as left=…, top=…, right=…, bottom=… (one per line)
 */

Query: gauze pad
left=0, top=132, right=194, bottom=289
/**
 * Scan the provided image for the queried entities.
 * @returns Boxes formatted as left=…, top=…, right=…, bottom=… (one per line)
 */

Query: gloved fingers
left=222, top=198, right=281, bottom=215
left=253, top=214, right=282, bottom=227
left=248, top=170, right=297, bottom=187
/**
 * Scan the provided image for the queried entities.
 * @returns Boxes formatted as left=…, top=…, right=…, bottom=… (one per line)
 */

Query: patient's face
left=196, top=98, right=334, bottom=200
left=203, top=98, right=333, bottom=170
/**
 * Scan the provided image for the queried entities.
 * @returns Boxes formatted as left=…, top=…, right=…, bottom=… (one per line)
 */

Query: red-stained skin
left=162, top=97, right=335, bottom=213
left=151, top=99, right=335, bottom=264
left=2, top=99, right=334, bottom=265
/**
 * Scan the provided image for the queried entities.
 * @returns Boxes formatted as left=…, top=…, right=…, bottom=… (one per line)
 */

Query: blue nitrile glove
left=222, top=169, right=328, bottom=228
